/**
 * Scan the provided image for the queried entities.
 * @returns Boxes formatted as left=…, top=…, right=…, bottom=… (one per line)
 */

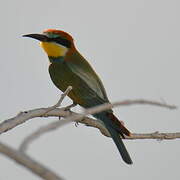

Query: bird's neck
left=48, top=56, right=65, bottom=63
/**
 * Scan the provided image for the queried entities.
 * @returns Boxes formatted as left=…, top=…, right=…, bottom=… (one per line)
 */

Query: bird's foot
left=75, top=122, right=79, bottom=127
left=64, top=102, right=77, bottom=111
left=58, top=102, right=77, bottom=120
left=58, top=116, right=62, bottom=120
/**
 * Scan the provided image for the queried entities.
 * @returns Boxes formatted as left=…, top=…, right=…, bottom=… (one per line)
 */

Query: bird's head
left=23, top=29, right=75, bottom=57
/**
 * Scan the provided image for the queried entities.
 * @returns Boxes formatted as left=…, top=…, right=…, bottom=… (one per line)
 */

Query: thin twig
left=60, top=99, right=177, bottom=126
left=43, top=86, right=72, bottom=115
left=19, top=120, right=68, bottom=153
left=84, top=99, right=177, bottom=115
left=126, top=132, right=180, bottom=140
left=0, top=141, right=63, bottom=180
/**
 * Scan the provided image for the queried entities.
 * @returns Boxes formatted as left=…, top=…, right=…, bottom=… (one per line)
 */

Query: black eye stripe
left=48, top=37, right=71, bottom=48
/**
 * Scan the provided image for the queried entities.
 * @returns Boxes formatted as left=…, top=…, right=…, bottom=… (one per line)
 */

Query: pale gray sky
left=0, top=0, right=180, bottom=179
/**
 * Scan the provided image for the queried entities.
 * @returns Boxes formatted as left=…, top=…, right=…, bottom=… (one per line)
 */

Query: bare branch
left=19, top=121, right=68, bottom=153
left=0, top=97, right=178, bottom=179
left=127, top=132, right=180, bottom=140
left=84, top=120, right=180, bottom=140
left=83, top=99, right=177, bottom=115
left=19, top=98, right=178, bottom=153
left=19, top=113, right=180, bottom=153
left=114, top=99, right=177, bottom=109
left=0, top=141, right=63, bottom=180
left=57, top=99, right=177, bottom=127
left=0, top=99, right=176, bottom=135
left=0, top=108, right=69, bottom=134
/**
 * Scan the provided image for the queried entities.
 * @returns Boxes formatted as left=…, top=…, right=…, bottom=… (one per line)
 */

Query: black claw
left=75, top=122, right=79, bottom=127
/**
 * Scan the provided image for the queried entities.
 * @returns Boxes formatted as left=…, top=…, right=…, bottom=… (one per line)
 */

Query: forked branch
left=0, top=86, right=178, bottom=180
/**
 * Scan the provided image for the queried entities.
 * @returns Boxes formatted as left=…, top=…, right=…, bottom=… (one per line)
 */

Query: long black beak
left=23, top=34, right=48, bottom=42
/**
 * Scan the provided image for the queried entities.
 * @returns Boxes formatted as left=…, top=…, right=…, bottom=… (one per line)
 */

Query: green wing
left=49, top=50, right=111, bottom=109
left=65, top=50, right=109, bottom=102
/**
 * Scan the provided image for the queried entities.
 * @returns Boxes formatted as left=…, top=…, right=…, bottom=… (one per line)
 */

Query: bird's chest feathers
left=40, top=42, right=68, bottom=57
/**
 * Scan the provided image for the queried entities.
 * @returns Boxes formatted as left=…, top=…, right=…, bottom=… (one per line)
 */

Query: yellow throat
left=40, top=42, right=68, bottom=57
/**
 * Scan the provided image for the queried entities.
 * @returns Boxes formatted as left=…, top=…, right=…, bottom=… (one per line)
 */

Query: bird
left=23, top=29, right=133, bottom=164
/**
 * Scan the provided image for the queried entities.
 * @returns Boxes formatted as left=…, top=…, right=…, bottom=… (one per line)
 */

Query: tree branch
left=19, top=120, right=69, bottom=153
left=0, top=99, right=176, bottom=135
left=127, top=132, right=180, bottom=140
left=19, top=115, right=180, bottom=153
left=0, top=86, right=73, bottom=135
left=0, top=96, right=178, bottom=179
left=16, top=99, right=177, bottom=153
left=0, top=141, right=63, bottom=180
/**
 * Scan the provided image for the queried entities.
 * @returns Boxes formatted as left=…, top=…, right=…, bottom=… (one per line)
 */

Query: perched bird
left=23, top=29, right=133, bottom=164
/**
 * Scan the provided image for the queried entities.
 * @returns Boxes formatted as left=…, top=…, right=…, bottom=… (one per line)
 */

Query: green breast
left=48, top=60, right=109, bottom=108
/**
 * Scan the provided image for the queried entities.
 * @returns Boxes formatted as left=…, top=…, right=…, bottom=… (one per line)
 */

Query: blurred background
left=0, top=0, right=179, bottom=179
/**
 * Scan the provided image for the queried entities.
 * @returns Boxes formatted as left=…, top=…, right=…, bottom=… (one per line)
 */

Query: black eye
left=49, top=37, right=71, bottom=48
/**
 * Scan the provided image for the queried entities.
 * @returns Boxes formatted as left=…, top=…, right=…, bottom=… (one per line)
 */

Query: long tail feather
left=94, top=112, right=133, bottom=164
left=105, top=124, right=133, bottom=164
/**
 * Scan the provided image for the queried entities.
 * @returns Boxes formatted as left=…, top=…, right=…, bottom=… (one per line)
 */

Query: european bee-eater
left=23, top=29, right=133, bottom=164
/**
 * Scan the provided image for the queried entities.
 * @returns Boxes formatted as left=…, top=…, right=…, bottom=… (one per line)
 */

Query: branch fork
left=0, top=86, right=177, bottom=180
